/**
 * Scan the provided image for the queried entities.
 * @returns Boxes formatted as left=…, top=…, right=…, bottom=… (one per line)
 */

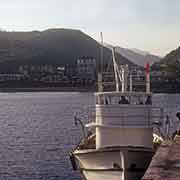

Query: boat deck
left=142, top=136, right=180, bottom=180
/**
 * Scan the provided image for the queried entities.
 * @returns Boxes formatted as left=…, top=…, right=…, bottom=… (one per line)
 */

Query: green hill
left=0, top=28, right=134, bottom=73
left=152, top=46, right=180, bottom=78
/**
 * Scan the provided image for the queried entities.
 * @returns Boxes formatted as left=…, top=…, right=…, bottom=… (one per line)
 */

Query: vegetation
left=152, top=46, right=180, bottom=79
left=0, top=29, right=134, bottom=73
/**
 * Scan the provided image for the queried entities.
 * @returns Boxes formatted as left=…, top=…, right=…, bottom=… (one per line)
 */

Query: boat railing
left=95, top=92, right=152, bottom=106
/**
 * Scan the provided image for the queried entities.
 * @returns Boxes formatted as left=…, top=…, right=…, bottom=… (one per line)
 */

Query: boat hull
left=71, top=147, right=154, bottom=180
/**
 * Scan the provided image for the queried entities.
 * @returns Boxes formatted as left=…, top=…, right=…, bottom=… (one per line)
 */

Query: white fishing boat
left=70, top=36, right=164, bottom=180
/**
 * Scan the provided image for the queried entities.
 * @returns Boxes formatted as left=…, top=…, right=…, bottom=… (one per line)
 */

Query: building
left=150, top=70, right=175, bottom=82
left=18, top=65, right=55, bottom=75
left=77, top=56, right=96, bottom=83
left=0, top=73, right=25, bottom=81
left=65, top=64, right=76, bottom=80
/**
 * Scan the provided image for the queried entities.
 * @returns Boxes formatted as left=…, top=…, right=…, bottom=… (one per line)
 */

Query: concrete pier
left=142, top=136, right=180, bottom=180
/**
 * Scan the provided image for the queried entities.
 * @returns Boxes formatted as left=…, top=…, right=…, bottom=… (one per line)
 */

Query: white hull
left=83, top=171, right=122, bottom=180
left=72, top=147, right=154, bottom=180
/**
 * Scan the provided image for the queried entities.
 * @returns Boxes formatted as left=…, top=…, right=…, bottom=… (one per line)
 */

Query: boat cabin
left=86, top=92, right=163, bottom=150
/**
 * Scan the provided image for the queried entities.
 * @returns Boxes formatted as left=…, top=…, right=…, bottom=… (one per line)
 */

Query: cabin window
left=105, top=97, right=109, bottom=104
left=96, top=96, right=103, bottom=105
left=137, top=97, right=144, bottom=105
left=95, top=96, right=98, bottom=104
left=145, top=95, right=152, bottom=105
left=129, top=95, right=152, bottom=105
left=96, top=94, right=152, bottom=105
left=104, top=96, right=112, bottom=105
left=118, top=96, right=129, bottom=104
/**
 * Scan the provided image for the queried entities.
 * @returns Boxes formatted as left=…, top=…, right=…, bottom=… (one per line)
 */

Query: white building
left=77, top=56, right=96, bottom=82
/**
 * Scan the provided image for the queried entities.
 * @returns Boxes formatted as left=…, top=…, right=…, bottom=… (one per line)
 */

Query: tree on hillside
left=163, top=59, right=180, bottom=79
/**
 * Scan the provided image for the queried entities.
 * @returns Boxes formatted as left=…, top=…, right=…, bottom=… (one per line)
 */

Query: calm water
left=0, top=92, right=179, bottom=180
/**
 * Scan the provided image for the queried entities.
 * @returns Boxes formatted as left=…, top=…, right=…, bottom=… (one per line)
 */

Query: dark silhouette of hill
left=0, top=29, right=134, bottom=73
left=160, top=46, right=180, bottom=65
left=152, top=46, right=180, bottom=79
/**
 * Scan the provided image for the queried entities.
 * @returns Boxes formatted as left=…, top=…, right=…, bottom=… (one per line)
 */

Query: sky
left=0, top=0, right=180, bottom=56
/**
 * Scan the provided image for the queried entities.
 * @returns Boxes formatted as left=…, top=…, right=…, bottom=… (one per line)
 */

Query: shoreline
left=0, top=87, right=96, bottom=93
left=0, top=87, right=178, bottom=93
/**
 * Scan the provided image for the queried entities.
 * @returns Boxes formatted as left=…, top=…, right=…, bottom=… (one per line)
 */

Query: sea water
left=0, top=92, right=179, bottom=180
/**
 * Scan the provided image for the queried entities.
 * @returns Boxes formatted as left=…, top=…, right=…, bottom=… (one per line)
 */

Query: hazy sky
left=0, top=0, right=180, bottom=56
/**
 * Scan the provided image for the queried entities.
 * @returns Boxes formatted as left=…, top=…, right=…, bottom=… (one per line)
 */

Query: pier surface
left=142, top=136, right=180, bottom=180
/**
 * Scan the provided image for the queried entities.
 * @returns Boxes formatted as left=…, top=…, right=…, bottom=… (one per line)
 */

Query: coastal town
left=0, top=55, right=179, bottom=92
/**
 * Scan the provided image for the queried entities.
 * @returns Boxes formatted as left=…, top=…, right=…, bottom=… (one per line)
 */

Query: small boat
left=70, top=40, right=164, bottom=180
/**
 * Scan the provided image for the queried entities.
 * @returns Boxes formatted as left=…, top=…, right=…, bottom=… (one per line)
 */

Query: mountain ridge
left=104, top=43, right=161, bottom=67
left=152, top=46, right=180, bottom=76
left=0, top=28, right=135, bottom=73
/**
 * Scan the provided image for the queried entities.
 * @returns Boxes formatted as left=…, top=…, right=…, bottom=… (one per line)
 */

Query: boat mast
left=112, top=47, right=119, bottom=92
left=145, top=63, right=150, bottom=93
left=98, top=32, right=103, bottom=92
left=121, top=67, right=126, bottom=93
left=112, top=47, right=129, bottom=93
left=129, top=73, right=133, bottom=92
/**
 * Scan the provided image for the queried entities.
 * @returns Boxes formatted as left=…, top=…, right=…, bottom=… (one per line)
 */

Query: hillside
left=159, top=46, right=180, bottom=65
left=104, top=43, right=161, bottom=67
left=130, top=48, right=149, bottom=56
left=153, top=46, right=180, bottom=76
left=0, top=29, right=134, bottom=73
